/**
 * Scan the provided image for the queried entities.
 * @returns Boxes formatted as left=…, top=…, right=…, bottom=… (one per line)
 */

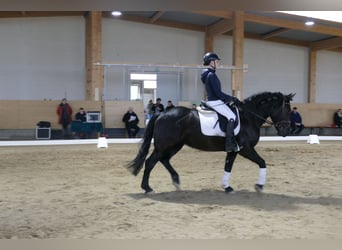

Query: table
left=71, top=121, right=103, bottom=138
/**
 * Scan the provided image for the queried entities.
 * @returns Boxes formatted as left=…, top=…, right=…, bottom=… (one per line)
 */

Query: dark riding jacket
left=201, top=68, right=233, bottom=103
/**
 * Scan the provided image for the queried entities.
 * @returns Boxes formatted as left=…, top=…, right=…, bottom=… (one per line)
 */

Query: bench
left=260, top=125, right=342, bottom=136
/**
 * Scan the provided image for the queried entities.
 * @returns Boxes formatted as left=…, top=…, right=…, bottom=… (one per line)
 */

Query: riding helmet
left=203, top=52, right=221, bottom=66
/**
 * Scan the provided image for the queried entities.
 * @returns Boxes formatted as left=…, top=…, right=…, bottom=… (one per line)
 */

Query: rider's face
left=210, top=60, right=219, bottom=68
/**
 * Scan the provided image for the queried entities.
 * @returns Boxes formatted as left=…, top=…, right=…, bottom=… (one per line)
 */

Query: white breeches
left=206, top=100, right=236, bottom=121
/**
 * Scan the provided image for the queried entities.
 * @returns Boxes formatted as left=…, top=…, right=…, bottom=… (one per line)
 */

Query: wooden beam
left=150, top=11, right=165, bottom=23
left=245, top=13, right=342, bottom=37
left=203, top=32, right=214, bottom=100
left=245, top=32, right=310, bottom=47
left=103, top=12, right=205, bottom=32
left=310, top=36, right=342, bottom=51
left=190, top=11, right=233, bottom=19
left=206, top=18, right=234, bottom=36
left=85, top=11, right=104, bottom=101
left=0, top=11, right=84, bottom=18
left=262, top=28, right=290, bottom=40
left=231, top=11, right=244, bottom=99
left=204, top=31, right=214, bottom=52
left=308, top=49, right=317, bottom=103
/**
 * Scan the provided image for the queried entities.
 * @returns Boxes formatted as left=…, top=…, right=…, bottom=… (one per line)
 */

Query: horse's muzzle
left=275, top=121, right=291, bottom=137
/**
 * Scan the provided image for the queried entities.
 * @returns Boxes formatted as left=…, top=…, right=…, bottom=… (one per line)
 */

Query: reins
left=241, top=107, right=274, bottom=125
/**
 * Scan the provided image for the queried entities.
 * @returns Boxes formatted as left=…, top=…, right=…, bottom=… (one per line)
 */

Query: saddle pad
left=198, top=112, right=226, bottom=137
left=198, top=108, right=240, bottom=137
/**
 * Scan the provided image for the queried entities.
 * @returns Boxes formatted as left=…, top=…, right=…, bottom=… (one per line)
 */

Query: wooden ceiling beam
left=310, top=36, right=342, bottom=50
left=190, top=11, right=233, bottom=19
left=103, top=13, right=205, bottom=32
left=150, top=11, right=165, bottom=23
left=0, top=11, right=85, bottom=18
left=206, top=18, right=234, bottom=36
left=262, top=28, right=290, bottom=40
left=245, top=32, right=310, bottom=47
left=245, top=13, right=342, bottom=37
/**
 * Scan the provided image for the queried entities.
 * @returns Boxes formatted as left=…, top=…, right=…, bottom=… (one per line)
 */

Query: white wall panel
left=102, top=19, right=205, bottom=101
left=316, top=50, right=342, bottom=103
left=0, top=16, right=341, bottom=105
left=0, top=16, right=85, bottom=100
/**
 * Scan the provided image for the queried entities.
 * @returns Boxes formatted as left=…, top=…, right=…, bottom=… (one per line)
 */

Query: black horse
left=127, top=92, right=294, bottom=194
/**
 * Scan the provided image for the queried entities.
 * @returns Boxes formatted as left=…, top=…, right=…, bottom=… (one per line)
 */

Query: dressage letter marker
left=307, top=134, right=320, bottom=144
left=97, top=137, right=108, bottom=148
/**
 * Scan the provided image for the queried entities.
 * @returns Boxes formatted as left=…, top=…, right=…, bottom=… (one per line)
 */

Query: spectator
left=165, top=100, right=175, bottom=111
left=192, top=103, right=197, bottom=110
left=333, top=108, right=342, bottom=127
left=75, top=107, right=87, bottom=122
left=152, top=97, right=164, bottom=115
left=56, top=98, right=72, bottom=139
left=122, top=107, right=140, bottom=138
left=146, top=99, right=154, bottom=120
left=290, top=107, right=304, bottom=135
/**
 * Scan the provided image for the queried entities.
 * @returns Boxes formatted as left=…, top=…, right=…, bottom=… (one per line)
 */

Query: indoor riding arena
left=0, top=7, right=342, bottom=240
left=0, top=138, right=341, bottom=239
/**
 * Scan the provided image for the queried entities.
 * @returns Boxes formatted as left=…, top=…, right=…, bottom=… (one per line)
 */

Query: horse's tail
left=126, top=114, right=158, bottom=176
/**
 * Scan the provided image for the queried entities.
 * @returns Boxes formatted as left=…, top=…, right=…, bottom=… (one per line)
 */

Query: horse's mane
left=243, top=91, right=283, bottom=106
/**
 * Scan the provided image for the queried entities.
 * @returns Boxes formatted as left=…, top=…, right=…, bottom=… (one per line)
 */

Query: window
left=130, top=73, right=157, bottom=103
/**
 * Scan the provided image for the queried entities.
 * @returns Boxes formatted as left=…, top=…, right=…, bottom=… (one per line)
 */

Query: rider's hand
left=232, top=97, right=243, bottom=106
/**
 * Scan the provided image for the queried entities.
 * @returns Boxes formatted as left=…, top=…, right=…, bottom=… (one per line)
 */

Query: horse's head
left=269, top=93, right=295, bottom=137
left=243, top=92, right=295, bottom=137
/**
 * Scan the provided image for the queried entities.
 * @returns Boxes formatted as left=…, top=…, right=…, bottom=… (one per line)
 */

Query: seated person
left=290, top=107, right=304, bottom=135
left=74, top=108, right=87, bottom=138
left=333, top=108, right=342, bottom=127
left=122, top=107, right=140, bottom=138
left=75, top=108, right=87, bottom=122
left=165, top=100, right=175, bottom=111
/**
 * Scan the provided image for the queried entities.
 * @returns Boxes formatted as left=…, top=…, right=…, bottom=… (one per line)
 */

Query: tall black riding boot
left=225, top=119, right=239, bottom=152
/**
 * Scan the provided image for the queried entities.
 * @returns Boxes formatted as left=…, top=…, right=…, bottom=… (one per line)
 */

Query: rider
left=201, top=52, right=241, bottom=152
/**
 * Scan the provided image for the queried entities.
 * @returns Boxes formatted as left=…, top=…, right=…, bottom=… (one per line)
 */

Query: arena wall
left=0, top=100, right=144, bottom=130
left=0, top=16, right=341, bottom=135
left=0, top=99, right=340, bottom=130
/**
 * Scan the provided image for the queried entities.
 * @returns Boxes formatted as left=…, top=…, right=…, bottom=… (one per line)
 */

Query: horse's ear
left=287, top=93, right=296, bottom=101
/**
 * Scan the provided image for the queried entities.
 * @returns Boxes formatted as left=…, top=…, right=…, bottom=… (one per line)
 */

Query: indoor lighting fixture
left=277, top=11, right=342, bottom=23
left=305, top=20, right=315, bottom=26
left=111, top=11, right=122, bottom=16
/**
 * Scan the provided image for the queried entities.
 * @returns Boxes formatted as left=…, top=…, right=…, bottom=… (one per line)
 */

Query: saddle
left=197, top=101, right=240, bottom=137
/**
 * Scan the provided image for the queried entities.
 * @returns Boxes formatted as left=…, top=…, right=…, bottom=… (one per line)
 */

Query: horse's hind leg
left=141, top=150, right=160, bottom=194
left=160, top=144, right=183, bottom=190
left=160, top=158, right=181, bottom=190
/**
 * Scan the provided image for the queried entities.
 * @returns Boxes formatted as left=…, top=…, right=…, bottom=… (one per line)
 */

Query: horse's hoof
left=254, top=184, right=263, bottom=192
left=144, top=189, right=154, bottom=195
left=224, top=186, right=235, bottom=193
left=173, top=182, right=181, bottom=191
left=143, top=187, right=154, bottom=194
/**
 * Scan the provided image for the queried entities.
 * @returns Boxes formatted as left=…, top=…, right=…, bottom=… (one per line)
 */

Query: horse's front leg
left=239, top=147, right=266, bottom=192
left=222, top=152, right=238, bottom=193
left=254, top=167, right=266, bottom=192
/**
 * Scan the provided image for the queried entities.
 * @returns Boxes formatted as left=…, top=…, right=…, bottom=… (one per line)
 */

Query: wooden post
left=202, top=30, right=214, bottom=100
left=231, top=11, right=244, bottom=99
left=85, top=11, right=104, bottom=101
left=308, top=49, right=317, bottom=103
left=204, top=30, right=214, bottom=53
